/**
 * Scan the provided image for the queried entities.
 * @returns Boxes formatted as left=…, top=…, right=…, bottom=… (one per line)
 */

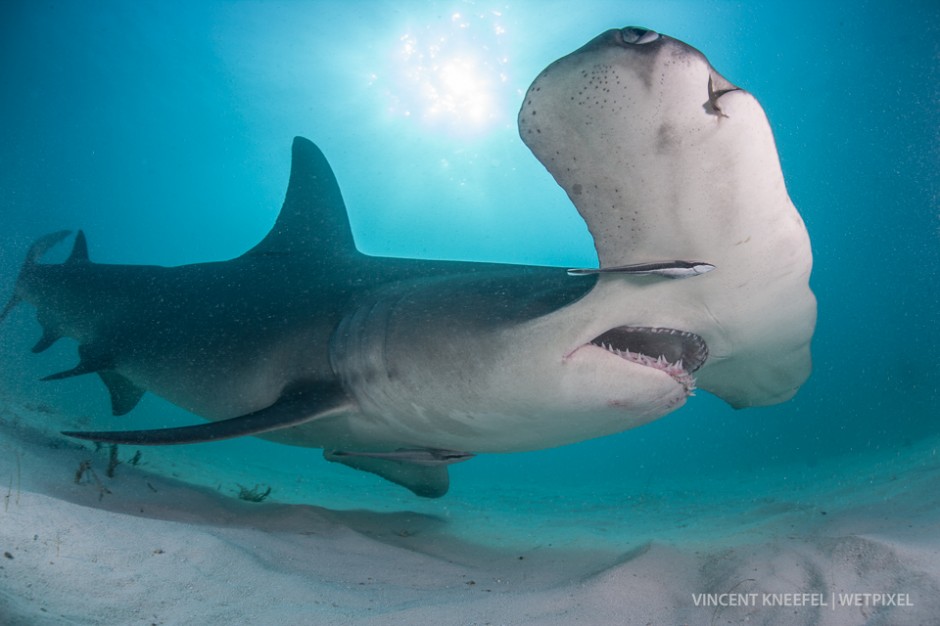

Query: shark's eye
left=620, top=27, right=660, bottom=45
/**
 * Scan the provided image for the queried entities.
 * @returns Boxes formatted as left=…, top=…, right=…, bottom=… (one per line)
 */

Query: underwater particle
left=236, top=484, right=272, bottom=503
left=3, top=551, right=12, bottom=559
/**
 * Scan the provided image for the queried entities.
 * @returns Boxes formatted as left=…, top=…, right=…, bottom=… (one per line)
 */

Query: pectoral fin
left=62, top=382, right=349, bottom=445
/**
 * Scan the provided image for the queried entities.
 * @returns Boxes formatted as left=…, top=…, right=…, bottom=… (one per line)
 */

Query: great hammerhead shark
left=1, top=27, right=815, bottom=497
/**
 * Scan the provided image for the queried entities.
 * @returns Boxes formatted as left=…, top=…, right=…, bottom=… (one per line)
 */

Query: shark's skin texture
left=1, top=27, right=815, bottom=497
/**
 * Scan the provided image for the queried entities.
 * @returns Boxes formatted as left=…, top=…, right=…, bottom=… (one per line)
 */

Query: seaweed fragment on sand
left=74, top=459, right=112, bottom=501
left=106, top=444, right=120, bottom=478
left=236, top=484, right=272, bottom=503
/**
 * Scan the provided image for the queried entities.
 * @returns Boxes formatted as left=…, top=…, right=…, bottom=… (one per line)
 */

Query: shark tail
left=0, top=230, right=144, bottom=415
left=0, top=230, right=75, bottom=325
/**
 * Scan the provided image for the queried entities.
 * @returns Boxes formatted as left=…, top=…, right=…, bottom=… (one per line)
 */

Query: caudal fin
left=0, top=230, right=73, bottom=324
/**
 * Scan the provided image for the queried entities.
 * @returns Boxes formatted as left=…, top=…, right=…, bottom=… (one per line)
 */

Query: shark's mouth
left=589, top=326, right=707, bottom=393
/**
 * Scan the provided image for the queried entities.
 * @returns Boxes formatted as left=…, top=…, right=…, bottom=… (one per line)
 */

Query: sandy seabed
left=0, top=399, right=938, bottom=626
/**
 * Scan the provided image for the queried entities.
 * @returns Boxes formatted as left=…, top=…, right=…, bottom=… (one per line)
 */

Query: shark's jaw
left=568, top=326, right=708, bottom=395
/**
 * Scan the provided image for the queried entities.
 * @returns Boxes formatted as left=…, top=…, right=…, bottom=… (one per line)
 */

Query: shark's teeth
left=591, top=327, right=708, bottom=395
left=591, top=336, right=698, bottom=395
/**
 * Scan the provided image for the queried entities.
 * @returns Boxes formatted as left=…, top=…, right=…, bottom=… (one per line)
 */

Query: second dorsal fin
left=67, top=230, right=90, bottom=264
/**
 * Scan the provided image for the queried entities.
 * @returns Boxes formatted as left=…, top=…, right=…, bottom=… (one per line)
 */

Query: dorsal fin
left=244, top=137, right=357, bottom=259
left=67, top=230, right=90, bottom=264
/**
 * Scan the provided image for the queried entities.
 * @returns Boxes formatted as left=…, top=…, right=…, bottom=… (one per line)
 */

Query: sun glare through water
left=368, top=7, right=513, bottom=137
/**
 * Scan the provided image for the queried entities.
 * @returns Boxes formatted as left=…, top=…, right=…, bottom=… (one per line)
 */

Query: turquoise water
left=0, top=0, right=937, bottom=513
